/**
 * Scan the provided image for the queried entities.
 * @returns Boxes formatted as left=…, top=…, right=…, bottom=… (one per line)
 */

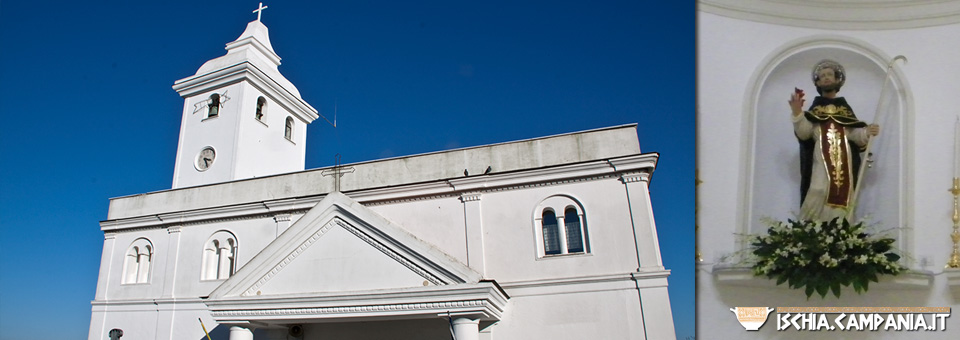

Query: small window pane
left=284, top=117, right=294, bottom=139
left=543, top=210, right=560, bottom=255
left=208, top=94, right=220, bottom=117
left=564, top=208, right=583, bottom=253
left=256, top=97, right=266, bottom=120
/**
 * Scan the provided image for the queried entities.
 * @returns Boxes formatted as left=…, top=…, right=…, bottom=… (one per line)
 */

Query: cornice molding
left=700, top=0, right=960, bottom=30
left=101, top=154, right=657, bottom=232
left=212, top=300, right=487, bottom=319
left=620, top=172, right=650, bottom=184
left=460, top=192, right=482, bottom=203
left=498, top=272, right=670, bottom=297
left=225, top=36, right=281, bottom=66
left=172, top=62, right=318, bottom=123
left=206, top=282, right=508, bottom=323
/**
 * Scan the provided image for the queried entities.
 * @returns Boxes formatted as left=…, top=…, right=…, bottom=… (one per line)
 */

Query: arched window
left=564, top=207, right=584, bottom=253
left=201, top=231, right=238, bottom=280
left=535, top=195, right=588, bottom=257
left=208, top=93, right=221, bottom=117
left=284, top=116, right=294, bottom=140
left=255, top=96, right=266, bottom=121
left=122, top=238, right=153, bottom=284
left=542, top=210, right=561, bottom=255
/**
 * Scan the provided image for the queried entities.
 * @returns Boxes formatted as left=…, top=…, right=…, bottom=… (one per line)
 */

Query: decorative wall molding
left=338, top=219, right=443, bottom=286
left=102, top=154, right=657, bottom=232
left=620, top=172, right=649, bottom=184
left=212, top=299, right=486, bottom=318
left=241, top=219, right=338, bottom=297
left=363, top=193, right=458, bottom=207
left=173, top=61, right=318, bottom=122
left=206, top=282, right=509, bottom=325
left=273, top=214, right=291, bottom=223
left=499, top=272, right=669, bottom=297
left=700, top=0, right=960, bottom=30
left=460, top=192, right=482, bottom=203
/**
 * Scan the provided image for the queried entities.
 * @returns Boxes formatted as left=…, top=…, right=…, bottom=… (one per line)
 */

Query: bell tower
left=170, top=10, right=319, bottom=188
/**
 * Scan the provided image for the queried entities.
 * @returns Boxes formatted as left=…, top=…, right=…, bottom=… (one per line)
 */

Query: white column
left=203, top=247, right=218, bottom=280
left=123, top=252, right=138, bottom=284
left=218, top=245, right=231, bottom=279
left=94, top=233, right=116, bottom=299
left=452, top=318, right=479, bottom=340
left=622, top=172, right=664, bottom=270
left=229, top=326, right=254, bottom=340
left=556, top=212, right=569, bottom=254
left=136, top=252, right=150, bottom=283
left=461, top=193, right=486, bottom=275
left=274, top=214, right=291, bottom=237
left=161, top=226, right=182, bottom=297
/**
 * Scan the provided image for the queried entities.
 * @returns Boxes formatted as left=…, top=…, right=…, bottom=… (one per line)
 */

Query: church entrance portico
left=203, top=192, right=507, bottom=339
left=208, top=282, right=506, bottom=340
left=224, top=317, right=486, bottom=340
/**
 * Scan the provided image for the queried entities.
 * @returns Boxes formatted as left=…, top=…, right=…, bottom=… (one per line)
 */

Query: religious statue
left=790, top=60, right=880, bottom=221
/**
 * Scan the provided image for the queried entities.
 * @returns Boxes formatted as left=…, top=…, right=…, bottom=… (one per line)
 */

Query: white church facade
left=88, top=14, right=676, bottom=340
left=698, top=0, right=960, bottom=338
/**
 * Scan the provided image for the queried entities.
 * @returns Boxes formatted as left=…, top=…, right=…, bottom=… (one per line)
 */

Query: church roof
left=175, top=20, right=305, bottom=99
left=103, top=124, right=650, bottom=222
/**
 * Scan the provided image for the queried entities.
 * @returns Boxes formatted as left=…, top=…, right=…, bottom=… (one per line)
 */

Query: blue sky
left=0, top=1, right=694, bottom=339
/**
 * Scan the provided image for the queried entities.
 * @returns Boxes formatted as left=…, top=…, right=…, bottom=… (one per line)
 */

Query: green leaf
left=831, top=282, right=841, bottom=298
left=776, top=275, right=789, bottom=286
left=805, top=285, right=815, bottom=299
left=816, top=284, right=829, bottom=298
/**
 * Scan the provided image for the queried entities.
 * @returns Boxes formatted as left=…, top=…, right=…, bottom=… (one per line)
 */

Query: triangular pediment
left=208, top=192, right=481, bottom=299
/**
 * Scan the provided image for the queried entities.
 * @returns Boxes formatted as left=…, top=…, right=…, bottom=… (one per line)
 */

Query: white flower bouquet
left=750, top=218, right=903, bottom=298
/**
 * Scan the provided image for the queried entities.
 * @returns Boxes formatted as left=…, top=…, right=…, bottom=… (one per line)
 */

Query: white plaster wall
left=482, top=179, right=641, bottom=281
left=366, top=176, right=645, bottom=282
left=103, top=230, right=168, bottom=300
left=171, top=217, right=279, bottom=298
left=91, top=301, right=215, bottom=340
left=369, top=198, right=469, bottom=265
left=258, top=225, right=429, bottom=295
left=491, top=288, right=647, bottom=339
left=299, top=319, right=453, bottom=340
left=234, top=82, right=307, bottom=180
left=89, top=308, right=159, bottom=340
left=698, top=10, right=960, bottom=338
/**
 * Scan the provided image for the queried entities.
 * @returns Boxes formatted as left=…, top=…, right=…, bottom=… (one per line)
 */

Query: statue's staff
left=847, top=55, right=907, bottom=220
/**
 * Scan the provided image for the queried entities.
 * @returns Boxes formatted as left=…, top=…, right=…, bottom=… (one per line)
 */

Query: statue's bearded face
left=816, top=68, right=841, bottom=92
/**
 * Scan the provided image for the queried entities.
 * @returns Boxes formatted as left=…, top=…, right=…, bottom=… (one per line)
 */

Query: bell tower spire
left=170, top=9, right=321, bottom=188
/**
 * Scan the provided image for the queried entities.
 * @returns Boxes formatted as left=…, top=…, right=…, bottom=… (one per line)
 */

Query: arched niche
left=739, top=35, right=913, bottom=249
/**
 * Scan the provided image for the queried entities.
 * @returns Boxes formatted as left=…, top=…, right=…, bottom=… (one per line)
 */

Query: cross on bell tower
left=252, top=2, right=268, bottom=21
